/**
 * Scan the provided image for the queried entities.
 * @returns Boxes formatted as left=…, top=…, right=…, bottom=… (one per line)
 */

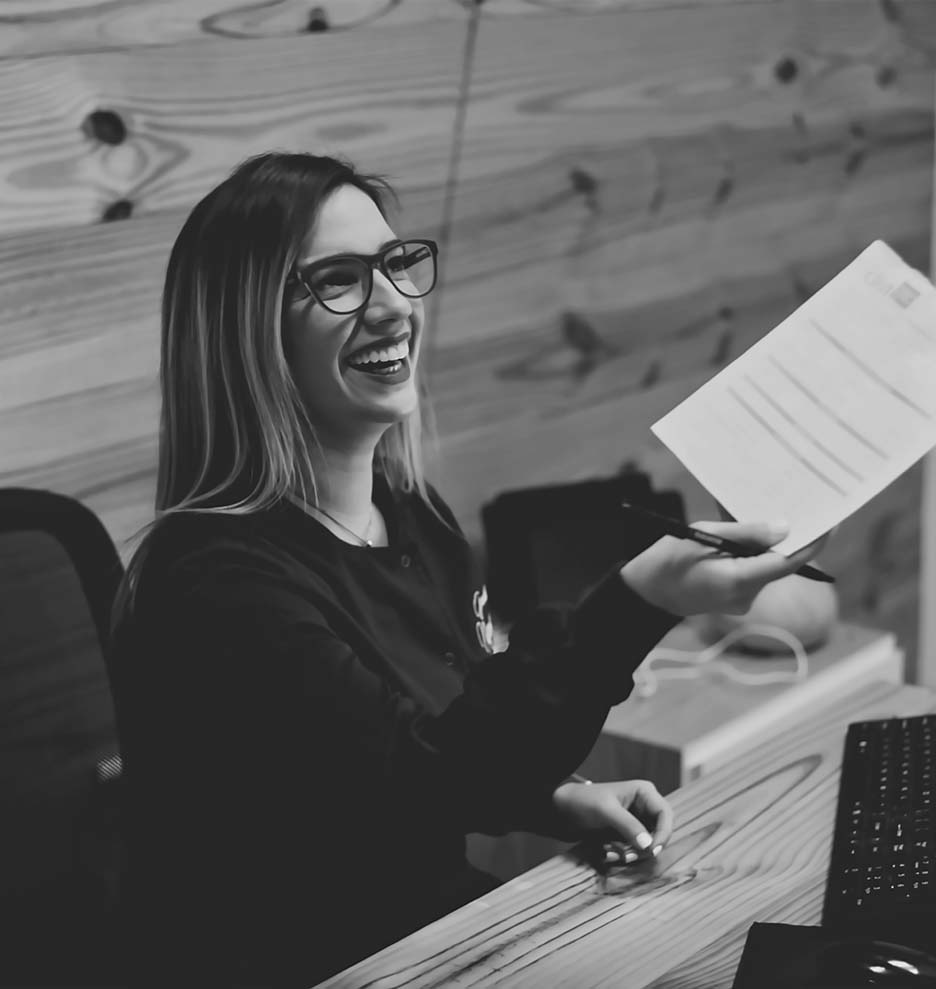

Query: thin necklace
left=298, top=499, right=375, bottom=548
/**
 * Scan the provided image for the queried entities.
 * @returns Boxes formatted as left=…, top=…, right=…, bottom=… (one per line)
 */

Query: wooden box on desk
left=467, top=620, right=903, bottom=882
left=578, top=619, right=904, bottom=794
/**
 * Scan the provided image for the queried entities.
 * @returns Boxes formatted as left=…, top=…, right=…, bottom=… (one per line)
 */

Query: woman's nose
left=367, top=267, right=413, bottom=320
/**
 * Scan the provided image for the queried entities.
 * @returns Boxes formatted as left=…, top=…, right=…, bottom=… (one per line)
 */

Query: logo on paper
left=891, top=282, right=920, bottom=309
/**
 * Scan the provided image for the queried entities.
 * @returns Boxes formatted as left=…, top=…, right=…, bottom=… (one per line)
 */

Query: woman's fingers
left=697, top=519, right=834, bottom=563
left=601, top=782, right=673, bottom=855
left=637, top=785, right=674, bottom=848
left=692, top=518, right=790, bottom=549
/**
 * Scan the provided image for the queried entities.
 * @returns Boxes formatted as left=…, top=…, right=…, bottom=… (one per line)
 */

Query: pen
left=621, top=502, right=835, bottom=584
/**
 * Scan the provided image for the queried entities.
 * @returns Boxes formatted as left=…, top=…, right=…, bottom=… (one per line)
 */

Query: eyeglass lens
left=303, top=241, right=436, bottom=314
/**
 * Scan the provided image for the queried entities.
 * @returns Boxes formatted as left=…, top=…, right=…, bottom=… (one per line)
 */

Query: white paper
left=651, top=240, right=936, bottom=555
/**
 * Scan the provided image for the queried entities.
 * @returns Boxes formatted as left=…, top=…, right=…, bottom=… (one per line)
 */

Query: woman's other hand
left=552, top=779, right=673, bottom=861
left=619, top=520, right=829, bottom=617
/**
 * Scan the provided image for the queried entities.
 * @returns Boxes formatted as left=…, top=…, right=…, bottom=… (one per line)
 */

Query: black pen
left=621, top=502, right=835, bottom=584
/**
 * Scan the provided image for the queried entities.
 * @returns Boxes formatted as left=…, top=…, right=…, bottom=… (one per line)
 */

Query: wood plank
left=0, top=0, right=466, bottom=58
left=11, top=0, right=926, bottom=61
left=427, top=0, right=936, bottom=353
left=0, top=14, right=467, bottom=235
left=1, top=2, right=932, bottom=236
left=0, top=213, right=169, bottom=555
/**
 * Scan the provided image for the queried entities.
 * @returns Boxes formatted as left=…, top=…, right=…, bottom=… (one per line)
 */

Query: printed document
left=651, top=240, right=936, bottom=555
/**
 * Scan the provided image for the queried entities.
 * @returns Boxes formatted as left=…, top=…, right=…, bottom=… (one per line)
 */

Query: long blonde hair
left=115, top=152, right=438, bottom=617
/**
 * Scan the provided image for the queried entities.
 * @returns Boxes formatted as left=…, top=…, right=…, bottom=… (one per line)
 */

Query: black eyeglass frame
left=286, top=238, right=439, bottom=315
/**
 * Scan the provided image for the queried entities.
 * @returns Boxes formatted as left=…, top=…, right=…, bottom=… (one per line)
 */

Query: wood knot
left=774, top=57, right=799, bottom=84
left=82, top=109, right=127, bottom=146
left=306, top=6, right=330, bottom=32
left=101, top=199, right=134, bottom=222
left=876, top=65, right=897, bottom=87
left=639, top=359, right=662, bottom=389
left=879, top=0, right=901, bottom=23
left=569, top=167, right=598, bottom=197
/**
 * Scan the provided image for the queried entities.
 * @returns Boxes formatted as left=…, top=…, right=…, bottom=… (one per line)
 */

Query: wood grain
left=14, top=0, right=919, bottom=63
left=0, top=0, right=467, bottom=59
left=321, top=682, right=936, bottom=988
left=0, top=211, right=171, bottom=557
left=0, top=16, right=466, bottom=235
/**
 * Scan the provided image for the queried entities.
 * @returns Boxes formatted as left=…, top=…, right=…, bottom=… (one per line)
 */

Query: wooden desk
left=318, top=681, right=936, bottom=989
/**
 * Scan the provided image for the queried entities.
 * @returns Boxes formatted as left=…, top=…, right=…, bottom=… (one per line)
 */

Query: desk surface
left=319, top=681, right=936, bottom=989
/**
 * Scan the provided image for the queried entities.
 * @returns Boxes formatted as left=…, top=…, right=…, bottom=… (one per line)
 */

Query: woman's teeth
left=348, top=339, right=410, bottom=372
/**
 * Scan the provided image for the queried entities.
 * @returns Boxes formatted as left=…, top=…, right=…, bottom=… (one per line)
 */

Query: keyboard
left=823, top=714, right=936, bottom=938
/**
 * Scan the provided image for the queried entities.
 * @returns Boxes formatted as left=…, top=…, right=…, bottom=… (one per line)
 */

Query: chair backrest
left=481, top=464, right=687, bottom=622
left=0, top=488, right=126, bottom=980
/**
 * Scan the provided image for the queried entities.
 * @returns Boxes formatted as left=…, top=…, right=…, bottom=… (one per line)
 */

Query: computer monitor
left=481, top=466, right=687, bottom=622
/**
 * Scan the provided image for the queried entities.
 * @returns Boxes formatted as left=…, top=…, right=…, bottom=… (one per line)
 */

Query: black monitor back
left=481, top=465, right=687, bottom=622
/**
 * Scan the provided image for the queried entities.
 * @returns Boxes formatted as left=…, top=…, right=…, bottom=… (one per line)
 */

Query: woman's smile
left=344, top=332, right=412, bottom=383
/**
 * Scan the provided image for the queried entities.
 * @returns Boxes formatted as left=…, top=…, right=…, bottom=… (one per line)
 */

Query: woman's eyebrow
left=297, top=237, right=400, bottom=266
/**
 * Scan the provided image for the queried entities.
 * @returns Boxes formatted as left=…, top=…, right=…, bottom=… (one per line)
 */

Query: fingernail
left=635, top=832, right=652, bottom=850
left=603, top=848, right=621, bottom=864
left=652, top=844, right=663, bottom=857
left=769, top=520, right=790, bottom=537
left=624, top=850, right=639, bottom=864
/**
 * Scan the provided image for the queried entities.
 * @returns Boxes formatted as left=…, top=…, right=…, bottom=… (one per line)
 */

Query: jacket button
left=400, top=553, right=412, bottom=568
left=443, top=652, right=456, bottom=667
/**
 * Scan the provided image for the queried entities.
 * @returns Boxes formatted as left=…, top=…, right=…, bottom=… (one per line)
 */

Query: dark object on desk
left=731, top=923, right=936, bottom=987
left=620, top=501, right=835, bottom=583
left=0, top=487, right=127, bottom=985
left=481, top=464, right=686, bottom=621
left=815, top=938, right=936, bottom=985
left=823, top=715, right=936, bottom=954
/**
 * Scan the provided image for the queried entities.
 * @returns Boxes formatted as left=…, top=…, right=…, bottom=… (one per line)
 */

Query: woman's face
left=282, top=184, right=425, bottom=443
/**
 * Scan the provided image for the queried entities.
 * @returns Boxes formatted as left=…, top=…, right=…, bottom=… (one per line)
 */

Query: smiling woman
left=280, top=189, right=432, bottom=443
left=106, top=150, right=832, bottom=987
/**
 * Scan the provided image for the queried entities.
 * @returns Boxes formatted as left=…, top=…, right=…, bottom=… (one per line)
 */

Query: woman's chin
left=350, top=381, right=419, bottom=424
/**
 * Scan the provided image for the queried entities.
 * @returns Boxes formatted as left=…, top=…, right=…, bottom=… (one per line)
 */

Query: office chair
left=481, top=463, right=687, bottom=623
left=0, top=487, right=127, bottom=985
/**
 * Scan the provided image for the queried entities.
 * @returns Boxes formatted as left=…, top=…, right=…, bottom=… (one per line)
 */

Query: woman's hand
left=552, top=779, right=673, bottom=862
left=619, top=520, right=830, bottom=617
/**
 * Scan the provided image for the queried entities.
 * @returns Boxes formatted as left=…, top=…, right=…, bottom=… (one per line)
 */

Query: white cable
left=632, top=622, right=809, bottom=698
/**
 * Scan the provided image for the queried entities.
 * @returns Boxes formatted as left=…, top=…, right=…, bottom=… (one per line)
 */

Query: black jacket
left=108, top=478, right=678, bottom=986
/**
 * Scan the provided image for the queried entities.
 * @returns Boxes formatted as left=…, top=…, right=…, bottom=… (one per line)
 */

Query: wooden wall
left=2, top=0, right=935, bottom=670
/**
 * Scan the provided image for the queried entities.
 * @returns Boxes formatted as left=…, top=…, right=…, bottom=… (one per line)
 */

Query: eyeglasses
left=286, top=238, right=438, bottom=315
